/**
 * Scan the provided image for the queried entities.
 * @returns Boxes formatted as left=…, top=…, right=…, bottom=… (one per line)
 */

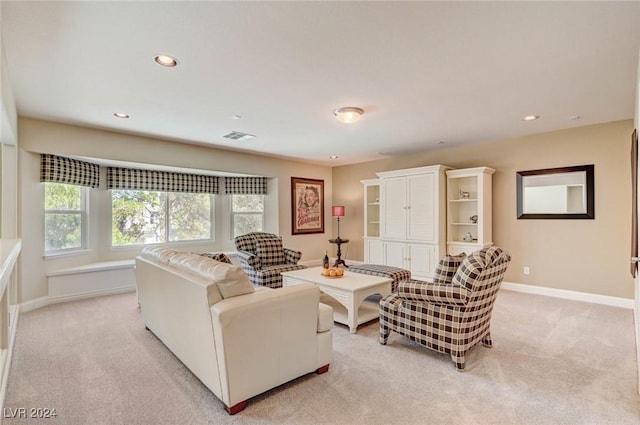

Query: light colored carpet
left=4, top=289, right=639, bottom=425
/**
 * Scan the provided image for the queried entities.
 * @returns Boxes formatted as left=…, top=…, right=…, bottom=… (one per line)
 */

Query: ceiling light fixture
left=154, top=54, right=178, bottom=67
left=523, top=115, right=540, bottom=121
left=569, top=115, right=581, bottom=120
left=334, top=107, right=364, bottom=124
left=329, top=155, right=339, bottom=159
left=114, top=112, right=130, bottom=119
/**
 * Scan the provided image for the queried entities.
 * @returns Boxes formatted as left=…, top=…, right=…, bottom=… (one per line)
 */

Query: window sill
left=43, top=249, right=93, bottom=261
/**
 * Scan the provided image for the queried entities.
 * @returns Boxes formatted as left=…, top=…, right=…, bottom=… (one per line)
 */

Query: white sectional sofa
left=135, top=246, right=333, bottom=414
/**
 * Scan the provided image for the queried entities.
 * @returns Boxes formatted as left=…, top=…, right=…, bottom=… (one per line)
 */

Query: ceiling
left=2, top=1, right=640, bottom=167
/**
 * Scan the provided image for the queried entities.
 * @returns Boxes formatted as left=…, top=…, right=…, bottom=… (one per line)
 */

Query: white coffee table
left=281, top=267, right=392, bottom=334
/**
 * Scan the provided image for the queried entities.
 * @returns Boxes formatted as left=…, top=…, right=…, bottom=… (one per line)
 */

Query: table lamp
left=331, top=206, right=348, bottom=267
left=332, top=206, right=345, bottom=242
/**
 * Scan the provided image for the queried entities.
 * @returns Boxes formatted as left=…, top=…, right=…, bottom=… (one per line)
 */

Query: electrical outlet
left=523, top=266, right=530, bottom=275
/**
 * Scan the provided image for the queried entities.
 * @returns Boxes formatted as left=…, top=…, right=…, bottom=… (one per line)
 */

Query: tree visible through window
left=111, top=190, right=213, bottom=246
left=232, top=195, right=264, bottom=238
left=44, top=183, right=86, bottom=252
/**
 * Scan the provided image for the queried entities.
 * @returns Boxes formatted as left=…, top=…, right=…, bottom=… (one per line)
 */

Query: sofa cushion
left=255, top=238, right=285, bottom=266
left=170, top=252, right=226, bottom=278
left=141, top=245, right=182, bottom=264
left=433, top=253, right=466, bottom=284
left=167, top=251, right=254, bottom=299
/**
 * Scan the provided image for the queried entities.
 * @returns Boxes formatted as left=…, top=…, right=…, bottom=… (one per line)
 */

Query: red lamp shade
left=332, top=206, right=345, bottom=217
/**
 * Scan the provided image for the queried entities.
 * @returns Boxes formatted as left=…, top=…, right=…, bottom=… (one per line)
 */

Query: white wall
left=1, top=29, right=19, bottom=239
left=17, top=118, right=333, bottom=303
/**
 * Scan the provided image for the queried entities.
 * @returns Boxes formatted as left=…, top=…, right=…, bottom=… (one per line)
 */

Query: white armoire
left=362, top=165, right=450, bottom=281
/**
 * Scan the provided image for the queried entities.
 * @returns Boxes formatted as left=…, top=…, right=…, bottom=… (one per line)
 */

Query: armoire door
left=380, top=177, right=406, bottom=239
left=406, top=173, right=435, bottom=241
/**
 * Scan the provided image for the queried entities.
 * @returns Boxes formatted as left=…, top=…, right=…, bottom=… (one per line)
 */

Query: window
left=44, top=183, right=87, bottom=252
left=231, top=194, right=264, bottom=238
left=111, top=190, right=213, bottom=246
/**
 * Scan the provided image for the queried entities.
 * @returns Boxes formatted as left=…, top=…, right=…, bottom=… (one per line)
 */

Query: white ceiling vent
left=223, top=131, right=256, bottom=141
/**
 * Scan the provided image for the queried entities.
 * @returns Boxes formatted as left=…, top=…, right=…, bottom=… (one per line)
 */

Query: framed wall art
left=291, top=177, right=324, bottom=235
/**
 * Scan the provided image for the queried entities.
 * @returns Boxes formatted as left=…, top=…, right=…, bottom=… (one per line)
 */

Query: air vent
left=223, top=131, right=256, bottom=141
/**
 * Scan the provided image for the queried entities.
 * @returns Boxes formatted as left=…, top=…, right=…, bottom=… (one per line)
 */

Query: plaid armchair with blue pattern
left=234, top=232, right=306, bottom=288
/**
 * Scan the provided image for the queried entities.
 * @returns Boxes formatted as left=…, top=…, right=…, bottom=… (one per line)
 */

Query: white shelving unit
left=361, top=179, right=380, bottom=238
left=446, top=167, right=495, bottom=255
left=361, top=179, right=383, bottom=264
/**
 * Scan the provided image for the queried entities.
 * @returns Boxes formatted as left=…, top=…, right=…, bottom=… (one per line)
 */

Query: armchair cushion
left=453, top=246, right=511, bottom=291
left=433, top=253, right=466, bottom=284
left=397, top=279, right=470, bottom=306
left=284, top=248, right=303, bottom=264
left=256, top=238, right=285, bottom=266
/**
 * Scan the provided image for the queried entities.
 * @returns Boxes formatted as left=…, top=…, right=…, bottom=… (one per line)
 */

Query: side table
left=329, top=238, right=349, bottom=268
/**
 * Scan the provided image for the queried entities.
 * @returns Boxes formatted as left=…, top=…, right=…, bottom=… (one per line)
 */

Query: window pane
left=112, top=190, right=166, bottom=246
left=232, top=195, right=264, bottom=212
left=234, top=214, right=263, bottom=237
left=168, top=193, right=212, bottom=241
left=45, top=213, right=82, bottom=250
left=44, top=183, right=84, bottom=252
left=45, top=183, right=81, bottom=210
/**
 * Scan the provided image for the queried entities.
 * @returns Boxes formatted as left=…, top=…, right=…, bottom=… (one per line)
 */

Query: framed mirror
left=516, top=164, right=594, bottom=219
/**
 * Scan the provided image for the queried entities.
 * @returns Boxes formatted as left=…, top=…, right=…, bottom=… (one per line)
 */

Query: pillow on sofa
left=198, top=252, right=232, bottom=264
left=209, top=263, right=255, bottom=299
left=255, top=238, right=285, bottom=266
left=433, top=253, right=467, bottom=284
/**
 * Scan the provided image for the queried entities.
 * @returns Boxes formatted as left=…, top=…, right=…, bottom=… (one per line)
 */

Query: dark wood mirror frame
left=516, top=164, right=595, bottom=219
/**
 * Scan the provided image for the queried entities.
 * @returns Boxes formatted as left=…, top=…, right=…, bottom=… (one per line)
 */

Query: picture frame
left=291, top=177, right=324, bottom=235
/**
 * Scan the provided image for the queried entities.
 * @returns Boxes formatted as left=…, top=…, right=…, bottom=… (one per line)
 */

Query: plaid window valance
left=40, top=154, right=100, bottom=188
left=225, top=177, right=268, bottom=195
left=107, top=167, right=220, bottom=194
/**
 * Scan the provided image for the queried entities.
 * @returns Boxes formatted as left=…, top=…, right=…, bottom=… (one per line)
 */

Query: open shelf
left=446, top=168, right=494, bottom=255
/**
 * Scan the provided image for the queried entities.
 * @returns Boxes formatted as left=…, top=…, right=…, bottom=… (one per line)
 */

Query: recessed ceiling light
left=154, top=54, right=178, bottom=67
left=569, top=115, right=581, bottom=120
left=114, top=112, right=130, bottom=119
left=437, top=141, right=445, bottom=145
left=334, top=107, right=364, bottom=124
left=523, top=115, right=540, bottom=121
left=329, top=155, right=339, bottom=159
left=231, top=115, right=242, bottom=120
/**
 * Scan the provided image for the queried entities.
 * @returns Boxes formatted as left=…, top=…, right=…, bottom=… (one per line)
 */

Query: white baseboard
left=20, top=286, right=136, bottom=313
left=20, top=296, right=49, bottom=313
left=48, top=286, right=136, bottom=305
left=501, top=281, right=634, bottom=309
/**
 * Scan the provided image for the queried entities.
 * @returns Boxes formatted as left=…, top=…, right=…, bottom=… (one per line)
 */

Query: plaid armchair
left=379, top=246, right=511, bottom=371
left=234, top=232, right=306, bottom=288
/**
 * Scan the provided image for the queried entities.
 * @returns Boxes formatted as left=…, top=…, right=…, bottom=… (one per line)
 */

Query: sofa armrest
left=317, top=302, right=333, bottom=333
left=236, top=250, right=261, bottom=270
left=397, top=279, right=469, bottom=306
left=210, top=284, right=327, bottom=406
left=284, top=248, right=302, bottom=264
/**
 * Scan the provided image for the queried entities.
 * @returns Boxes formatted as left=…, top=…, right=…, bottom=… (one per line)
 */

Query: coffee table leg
left=348, top=293, right=358, bottom=333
